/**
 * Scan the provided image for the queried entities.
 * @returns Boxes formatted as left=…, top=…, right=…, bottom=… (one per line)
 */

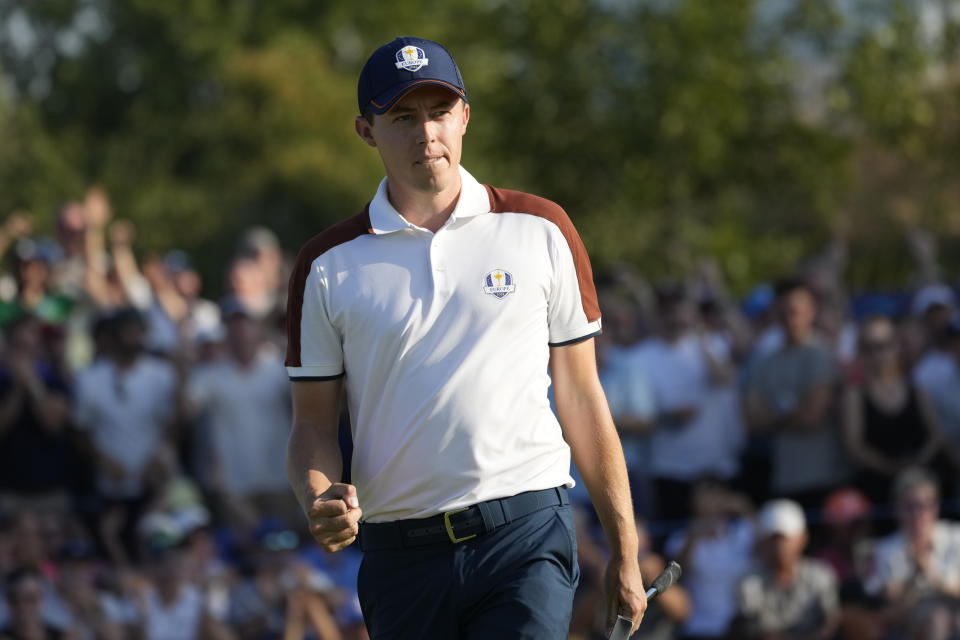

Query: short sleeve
left=286, top=264, right=344, bottom=380
left=546, top=222, right=601, bottom=346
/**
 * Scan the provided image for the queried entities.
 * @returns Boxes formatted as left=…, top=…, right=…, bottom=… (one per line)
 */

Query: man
left=743, top=278, right=849, bottom=509
left=731, top=499, right=840, bottom=639
left=285, top=36, right=645, bottom=638
left=634, top=283, right=741, bottom=527
left=865, top=467, right=960, bottom=640
left=186, top=301, right=294, bottom=528
left=73, top=308, right=178, bottom=563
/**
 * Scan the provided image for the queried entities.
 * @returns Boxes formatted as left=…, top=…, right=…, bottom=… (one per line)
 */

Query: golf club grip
left=608, top=561, right=683, bottom=640
left=647, top=560, right=683, bottom=599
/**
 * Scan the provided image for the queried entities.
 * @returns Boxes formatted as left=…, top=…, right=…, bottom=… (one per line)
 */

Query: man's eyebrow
left=389, top=100, right=455, bottom=115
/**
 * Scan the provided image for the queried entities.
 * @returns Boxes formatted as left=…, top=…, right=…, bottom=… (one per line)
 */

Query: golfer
left=285, top=36, right=646, bottom=639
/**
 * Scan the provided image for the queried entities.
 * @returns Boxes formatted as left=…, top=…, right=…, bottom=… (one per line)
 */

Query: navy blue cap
left=358, top=36, right=467, bottom=115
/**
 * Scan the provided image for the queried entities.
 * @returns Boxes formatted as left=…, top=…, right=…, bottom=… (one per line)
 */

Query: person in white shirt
left=73, top=309, right=177, bottom=564
left=635, top=284, right=741, bottom=526
left=865, top=467, right=960, bottom=640
left=187, top=301, right=294, bottom=528
left=284, top=36, right=646, bottom=638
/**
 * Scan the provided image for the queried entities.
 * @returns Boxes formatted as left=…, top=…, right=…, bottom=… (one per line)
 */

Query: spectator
left=922, top=322, right=960, bottom=471
left=911, top=283, right=958, bottom=393
left=865, top=467, right=960, bottom=640
left=0, top=239, right=72, bottom=329
left=594, top=323, right=656, bottom=516
left=842, top=315, right=945, bottom=504
left=814, top=489, right=884, bottom=640
left=136, top=543, right=231, bottom=640
left=664, top=480, right=754, bottom=640
left=55, top=543, right=123, bottom=640
left=744, top=278, right=850, bottom=509
left=0, top=314, right=78, bottom=506
left=636, top=284, right=740, bottom=525
left=73, top=309, right=178, bottom=564
left=186, top=302, right=293, bottom=529
left=0, top=567, right=74, bottom=640
left=731, top=499, right=840, bottom=639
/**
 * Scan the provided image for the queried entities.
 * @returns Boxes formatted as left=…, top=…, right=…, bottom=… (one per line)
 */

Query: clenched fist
left=306, top=483, right=363, bottom=552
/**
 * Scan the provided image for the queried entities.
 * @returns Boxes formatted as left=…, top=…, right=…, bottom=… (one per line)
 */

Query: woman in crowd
left=841, top=315, right=946, bottom=505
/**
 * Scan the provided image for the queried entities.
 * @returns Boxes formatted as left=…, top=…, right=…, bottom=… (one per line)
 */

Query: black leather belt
left=358, top=486, right=569, bottom=551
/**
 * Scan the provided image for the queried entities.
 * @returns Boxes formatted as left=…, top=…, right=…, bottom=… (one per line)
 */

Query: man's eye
left=393, top=115, right=412, bottom=123
left=433, top=111, right=450, bottom=118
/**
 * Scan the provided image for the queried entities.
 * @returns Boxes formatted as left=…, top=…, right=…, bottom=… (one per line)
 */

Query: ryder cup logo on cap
left=482, top=270, right=516, bottom=299
left=395, top=45, right=429, bottom=72
left=358, top=36, right=467, bottom=115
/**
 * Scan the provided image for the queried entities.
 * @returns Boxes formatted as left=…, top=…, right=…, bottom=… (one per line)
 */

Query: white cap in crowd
left=758, top=499, right=806, bottom=537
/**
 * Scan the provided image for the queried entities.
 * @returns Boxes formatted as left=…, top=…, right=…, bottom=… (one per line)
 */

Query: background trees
left=1, top=0, right=958, bottom=294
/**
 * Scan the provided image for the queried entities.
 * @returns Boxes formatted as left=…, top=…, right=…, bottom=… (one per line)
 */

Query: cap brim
left=366, top=79, right=467, bottom=115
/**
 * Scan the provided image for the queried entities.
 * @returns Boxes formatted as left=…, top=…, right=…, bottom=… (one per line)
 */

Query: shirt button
left=434, top=263, right=446, bottom=271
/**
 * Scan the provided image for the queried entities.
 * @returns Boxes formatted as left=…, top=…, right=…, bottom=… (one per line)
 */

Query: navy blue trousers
left=357, top=504, right=580, bottom=639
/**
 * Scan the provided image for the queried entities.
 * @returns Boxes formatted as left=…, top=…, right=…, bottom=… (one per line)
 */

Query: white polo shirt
left=286, top=166, right=601, bottom=522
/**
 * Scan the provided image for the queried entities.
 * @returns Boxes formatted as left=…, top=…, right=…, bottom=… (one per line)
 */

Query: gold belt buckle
left=443, top=507, right=477, bottom=544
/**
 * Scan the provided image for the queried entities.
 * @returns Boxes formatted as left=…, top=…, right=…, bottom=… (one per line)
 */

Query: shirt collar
left=368, top=165, right=491, bottom=234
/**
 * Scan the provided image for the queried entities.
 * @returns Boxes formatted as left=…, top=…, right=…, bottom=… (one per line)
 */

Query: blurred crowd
left=3, top=187, right=960, bottom=640
left=570, top=236, right=960, bottom=639
left=0, top=188, right=365, bottom=640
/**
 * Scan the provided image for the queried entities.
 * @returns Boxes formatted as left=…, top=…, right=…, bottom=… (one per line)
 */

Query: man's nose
left=416, top=118, right=438, bottom=144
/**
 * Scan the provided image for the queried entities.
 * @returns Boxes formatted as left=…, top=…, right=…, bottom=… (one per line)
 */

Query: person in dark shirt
left=842, top=315, right=944, bottom=504
left=0, top=567, right=71, bottom=640
left=0, top=314, right=79, bottom=499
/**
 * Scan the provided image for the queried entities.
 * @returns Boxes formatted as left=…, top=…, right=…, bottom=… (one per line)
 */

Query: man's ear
left=355, top=116, right=377, bottom=148
left=460, top=103, right=470, bottom=134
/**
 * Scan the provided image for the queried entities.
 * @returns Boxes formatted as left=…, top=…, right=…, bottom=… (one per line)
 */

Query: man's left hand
left=604, top=554, right=647, bottom=637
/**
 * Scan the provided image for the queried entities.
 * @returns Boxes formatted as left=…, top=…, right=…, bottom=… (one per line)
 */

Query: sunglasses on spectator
left=900, top=499, right=937, bottom=513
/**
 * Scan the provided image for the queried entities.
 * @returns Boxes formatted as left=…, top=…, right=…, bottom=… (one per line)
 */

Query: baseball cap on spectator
left=163, top=249, right=193, bottom=273
left=911, top=283, right=957, bottom=316
left=758, top=499, right=806, bottom=537
left=237, top=226, right=280, bottom=259
left=822, top=488, right=870, bottom=527
left=13, top=237, right=62, bottom=264
left=358, top=36, right=467, bottom=116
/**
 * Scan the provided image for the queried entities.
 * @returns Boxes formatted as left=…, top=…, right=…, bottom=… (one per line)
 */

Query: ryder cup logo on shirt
left=482, top=269, right=516, bottom=299
left=394, top=46, right=429, bottom=72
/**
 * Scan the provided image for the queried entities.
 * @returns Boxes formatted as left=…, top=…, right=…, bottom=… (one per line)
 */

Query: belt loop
left=555, top=486, right=568, bottom=506
left=476, top=502, right=495, bottom=533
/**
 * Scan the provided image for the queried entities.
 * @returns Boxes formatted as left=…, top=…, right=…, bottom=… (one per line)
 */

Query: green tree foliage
left=0, top=0, right=958, bottom=293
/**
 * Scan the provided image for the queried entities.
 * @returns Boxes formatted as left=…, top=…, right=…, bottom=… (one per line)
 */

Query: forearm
left=286, top=420, right=343, bottom=512
left=562, top=393, right=638, bottom=559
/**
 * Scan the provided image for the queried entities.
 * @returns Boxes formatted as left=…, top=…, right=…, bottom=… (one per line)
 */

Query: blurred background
left=1, top=0, right=960, bottom=639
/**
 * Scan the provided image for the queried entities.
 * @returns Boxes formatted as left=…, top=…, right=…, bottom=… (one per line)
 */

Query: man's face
left=779, top=288, right=817, bottom=340
left=897, top=484, right=938, bottom=538
left=764, top=532, right=807, bottom=570
left=356, top=85, right=469, bottom=196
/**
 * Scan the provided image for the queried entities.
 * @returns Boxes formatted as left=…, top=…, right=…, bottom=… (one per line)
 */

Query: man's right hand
left=306, top=483, right=363, bottom=552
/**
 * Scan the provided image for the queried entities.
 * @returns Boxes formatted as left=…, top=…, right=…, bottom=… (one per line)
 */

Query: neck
left=386, top=171, right=462, bottom=232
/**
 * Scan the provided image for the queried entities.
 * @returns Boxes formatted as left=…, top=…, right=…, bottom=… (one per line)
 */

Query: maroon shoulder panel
left=285, top=206, right=373, bottom=367
left=484, top=185, right=600, bottom=323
